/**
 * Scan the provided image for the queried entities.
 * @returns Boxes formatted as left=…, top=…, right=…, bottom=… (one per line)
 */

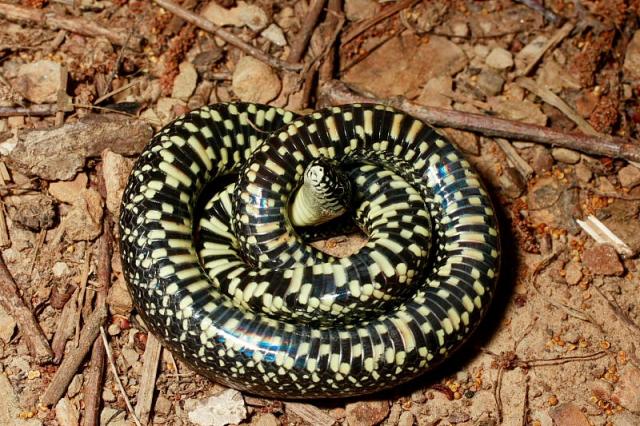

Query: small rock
left=13, top=60, right=62, bottom=103
left=613, top=365, right=640, bottom=413
left=330, top=407, right=346, bottom=420
left=575, top=91, right=600, bottom=118
left=102, top=388, right=116, bottom=402
left=442, top=129, right=479, bottom=156
left=186, top=389, right=247, bottom=426
left=156, top=97, right=187, bottom=126
left=155, top=395, right=173, bottom=416
left=49, top=173, right=89, bottom=204
left=0, top=306, right=16, bottom=343
left=417, top=76, right=452, bottom=109
left=552, top=148, right=581, bottom=164
left=488, top=97, right=547, bottom=126
left=564, top=262, right=583, bottom=285
left=345, top=0, right=380, bottom=21
left=344, top=34, right=467, bottom=98
left=531, top=410, right=553, bottom=426
left=121, top=347, right=140, bottom=367
left=531, top=146, right=554, bottom=174
left=575, top=162, right=593, bottom=183
left=515, top=35, right=548, bottom=71
left=102, top=150, right=135, bottom=218
left=476, top=69, right=505, bottom=96
left=451, top=21, right=469, bottom=38
left=9, top=194, right=56, bottom=231
left=107, top=323, right=121, bottom=336
left=172, top=62, right=198, bottom=102
left=499, top=167, right=525, bottom=199
left=623, top=30, right=640, bottom=81
left=485, top=47, right=513, bottom=70
left=52, top=262, right=70, bottom=278
left=618, top=165, right=640, bottom=188
left=527, top=177, right=580, bottom=234
left=386, top=404, right=401, bottom=425
left=108, top=275, right=133, bottom=316
left=345, top=400, right=389, bottom=426
left=398, top=411, right=414, bottom=426
left=67, top=374, right=83, bottom=398
left=610, top=411, right=640, bottom=426
left=63, top=189, right=103, bottom=241
left=261, top=24, right=287, bottom=47
left=582, top=244, right=624, bottom=276
left=473, top=44, right=490, bottom=59
left=232, top=56, right=281, bottom=103
left=55, top=398, right=79, bottom=426
left=549, top=403, right=590, bottom=426
left=252, top=413, right=279, bottom=426
left=201, top=1, right=269, bottom=32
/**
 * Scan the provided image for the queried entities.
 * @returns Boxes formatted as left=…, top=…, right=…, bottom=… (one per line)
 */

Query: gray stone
left=232, top=56, right=281, bottom=103
left=575, top=162, right=593, bottom=183
left=13, top=60, right=63, bottom=103
left=552, top=148, right=581, bottom=164
left=618, top=165, right=640, bottom=188
left=485, top=47, right=513, bottom=70
left=261, top=24, right=287, bottom=47
left=186, top=389, right=247, bottom=426
left=476, top=69, right=505, bottom=96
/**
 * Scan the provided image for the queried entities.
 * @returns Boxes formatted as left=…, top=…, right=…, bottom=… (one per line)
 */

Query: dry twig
left=100, top=327, right=143, bottom=426
left=83, top=225, right=112, bottom=426
left=516, top=21, right=573, bottom=76
left=41, top=304, right=108, bottom=407
left=0, top=253, right=53, bottom=363
left=320, top=80, right=640, bottom=162
left=153, top=0, right=302, bottom=72
left=135, top=334, right=163, bottom=425
left=288, top=0, right=327, bottom=64
left=0, top=3, right=142, bottom=50
left=285, top=402, right=336, bottom=426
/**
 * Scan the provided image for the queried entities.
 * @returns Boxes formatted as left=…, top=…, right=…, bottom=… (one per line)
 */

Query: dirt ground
left=1, top=0, right=640, bottom=425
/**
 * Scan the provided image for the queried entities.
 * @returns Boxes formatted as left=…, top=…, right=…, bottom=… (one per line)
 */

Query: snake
left=119, top=102, right=500, bottom=398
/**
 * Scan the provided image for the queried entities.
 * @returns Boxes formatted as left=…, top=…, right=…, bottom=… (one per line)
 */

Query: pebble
left=102, top=388, right=116, bottom=403
left=52, top=262, right=70, bottom=278
left=186, top=389, right=247, bottom=426
left=531, top=146, right=554, bottom=174
left=623, top=30, right=640, bottom=81
left=574, top=162, right=593, bottom=183
left=172, top=62, right=198, bottom=102
left=476, top=69, right=505, bottom=96
left=613, top=365, right=640, bottom=413
left=485, top=47, right=513, bottom=70
left=107, top=276, right=133, bottom=315
left=49, top=173, right=89, bottom=204
left=64, top=189, right=104, bottom=241
left=618, top=164, right=640, bottom=188
left=549, top=403, right=590, bottom=426
left=155, top=395, right=173, bottom=416
left=473, top=44, right=490, bottom=59
left=107, top=323, right=121, bottom=336
left=10, top=194, right=56, bottom=231
left=121, top=347, right=140, bottom=367
left=0, top=306, right=15, bottom=343
left=13, top=60, right=63, bottom=103
left=55, top=398, right=79, bottom=426
left=564, top=261, right=583, bottom=285
left=575, top=91, right=600, bottom=118
left=398, top=411, right=414, bottom=426
left=155, top=97, right=187, bottom=125
left=552, top=148, right=581, bottom=164
left=345, top=400, right=390, bottom=426
left=345, top=0, right=380, bottom=21
left=582, top=244, right=624, bottom=276
left=232, top=56, right=281, bottom=104
left=451, top=21, right=469, bottom=38
left=417, top=76, right=452, bottom=109
left=201, top=1, right=269, bottom=32
left=102, top=150, right=135, bottom=218
left=67, top=374, right=83, bottom=398
left=252, top=413, right=279, bottom=426
left=610, top=412, right=640, bottom=426
left=261, top=24, right=287, bottom=47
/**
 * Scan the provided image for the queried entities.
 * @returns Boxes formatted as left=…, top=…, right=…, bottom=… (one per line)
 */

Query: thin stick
left=100, top=327, right=143, bottom=426
left=0, top=3, right=142, bottom=50
left=0, top=104, right=67, bottom=117
left=319, top=0, right=342, bottom=82
left=82, top=225, right=112, bottom=426
left=153, top=0, right=302, bottom=72
left=517, top=22, right=573, bottom=77
left=341, top=0, right=419, bottom=44
left=494, top=138, right=534, bottom=180
left=320, top=80, right=640, bottom=162
left=288, top=0, right=326, bottom=64
left=41, top=304, right=108, bottom=406
left=134, top=334, right=163, bottom=425
left=0, top=253, right=53, bottom=364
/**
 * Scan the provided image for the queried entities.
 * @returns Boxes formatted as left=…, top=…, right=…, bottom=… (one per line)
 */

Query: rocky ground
left=1, top=0, right=640, bottom=425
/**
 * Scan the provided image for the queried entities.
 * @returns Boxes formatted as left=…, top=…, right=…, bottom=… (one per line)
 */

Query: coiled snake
left=119, top=103, right=500, bottom=398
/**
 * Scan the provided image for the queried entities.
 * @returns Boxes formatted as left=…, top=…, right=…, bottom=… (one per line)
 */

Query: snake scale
left=119, top=102, right=500, bottom=398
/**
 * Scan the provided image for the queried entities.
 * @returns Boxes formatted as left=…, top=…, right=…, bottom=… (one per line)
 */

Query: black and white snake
left=119, top=103, right=500, bottom=398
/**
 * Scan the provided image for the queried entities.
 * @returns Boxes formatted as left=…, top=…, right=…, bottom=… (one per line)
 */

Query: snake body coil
left=119, top=103, right=500, bottom=398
